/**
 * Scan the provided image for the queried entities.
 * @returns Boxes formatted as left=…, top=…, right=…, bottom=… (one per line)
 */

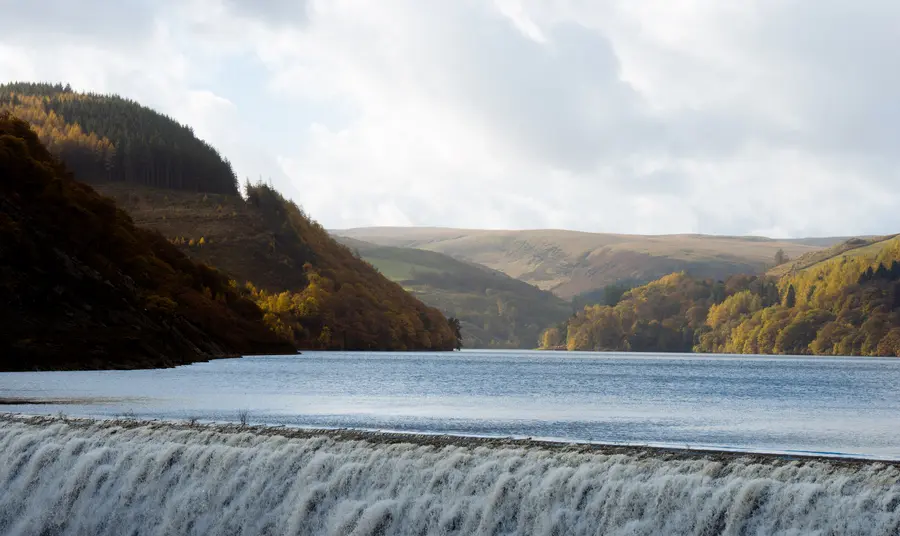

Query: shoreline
left=2, top=413, right=896, bottom=468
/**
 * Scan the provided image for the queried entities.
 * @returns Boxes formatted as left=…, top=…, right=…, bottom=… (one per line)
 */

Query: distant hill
left=335, top=236, right=572, bottom=348
left=0, top=82, right=238, bottom=194
left=333, top=227, right=830, bottom=299
left=0, top=113, right=293, bottom=370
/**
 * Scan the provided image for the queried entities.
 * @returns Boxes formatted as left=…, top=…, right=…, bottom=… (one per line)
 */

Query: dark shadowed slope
left=0, top=114, right=293, bottom=370
left=0, top=82, right=460, bottom=352
left=95, top=184, right=459, bottom=351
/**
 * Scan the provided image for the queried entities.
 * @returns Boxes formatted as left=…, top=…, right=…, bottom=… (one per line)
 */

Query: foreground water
left=2, top=417, right=899, bottom=536
left=2, top=351, right=900, bottom=458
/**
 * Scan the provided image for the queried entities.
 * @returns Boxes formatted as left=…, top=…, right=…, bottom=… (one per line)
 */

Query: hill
left=767, top=235, right=899, bottom=277
left=552, top=236, right=900, bottom=356
left=95, top=183, right=459, bottom=351
left=334, top=237, right=572, bottom=348
left=0, top=82, right=460, bottom=352
left=333, top=227, right=830, bottom=299
left=0, top=82, right=238, bottom=194
left=0, top=113, right=293, bottom=370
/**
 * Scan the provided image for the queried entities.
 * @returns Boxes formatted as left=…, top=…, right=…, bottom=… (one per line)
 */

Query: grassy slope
left=334, top=227, right=829, bottom=299
left=336, top=237, right=572, bottom=348
left=767, top=235, right=900, bottom=278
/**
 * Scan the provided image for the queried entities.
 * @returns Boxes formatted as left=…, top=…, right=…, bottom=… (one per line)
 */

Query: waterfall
left=1, top=416, right=898, bottom=535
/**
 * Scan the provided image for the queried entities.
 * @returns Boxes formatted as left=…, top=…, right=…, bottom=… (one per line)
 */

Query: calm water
left=2, top=351, right=900, bottom=458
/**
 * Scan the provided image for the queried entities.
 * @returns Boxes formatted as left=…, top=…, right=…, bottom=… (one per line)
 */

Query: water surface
left=2, top=350, right=899, bottom=458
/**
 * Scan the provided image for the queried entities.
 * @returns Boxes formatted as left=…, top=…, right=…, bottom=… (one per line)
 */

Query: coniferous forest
left=0, top=82, right=238, bottom=194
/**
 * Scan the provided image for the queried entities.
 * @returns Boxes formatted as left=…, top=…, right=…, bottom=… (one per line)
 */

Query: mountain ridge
left=334, top=227, right=836, bottom=298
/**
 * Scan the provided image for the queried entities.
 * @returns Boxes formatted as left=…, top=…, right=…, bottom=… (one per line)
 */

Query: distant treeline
left=545, top=239, right=900, bottom=357
left=0, top=82, right=238, bottom=195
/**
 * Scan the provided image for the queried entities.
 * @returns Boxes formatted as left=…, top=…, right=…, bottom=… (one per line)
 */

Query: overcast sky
left=2, top=0, right=899, bottom=237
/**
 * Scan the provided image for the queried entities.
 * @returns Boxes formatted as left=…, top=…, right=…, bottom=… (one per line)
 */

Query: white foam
left=1, top=417, right=898, bottom=535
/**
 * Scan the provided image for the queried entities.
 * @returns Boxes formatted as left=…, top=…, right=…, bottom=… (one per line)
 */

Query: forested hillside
left=0, top=82, right=238, bottom=194
left=0, top=113, right=293, bottom=370
left=98, top=183, right=459, bottom=351
left=334, top=237, right=572, bottom=348
left=698, top=238, right=900, bottom=356
left=1, top=83, right=460, bottom=352
left=552, top=238, right=900, bottom=356
left=242, top=184, right=459, bottom=350
left=335, top=227, right=829, bottom=298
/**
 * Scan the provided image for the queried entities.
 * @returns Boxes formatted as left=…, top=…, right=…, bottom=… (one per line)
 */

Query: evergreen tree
left=784, top=284, right=797, bottom=308
left=0, top=82, right=238, bottom=195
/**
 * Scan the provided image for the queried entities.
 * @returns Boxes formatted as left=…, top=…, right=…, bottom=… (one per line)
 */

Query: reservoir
left=3, top=350, right=899, bottom=459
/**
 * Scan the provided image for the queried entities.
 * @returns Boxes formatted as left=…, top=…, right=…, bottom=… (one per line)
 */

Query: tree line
left=0, top=82, right=239, bottom=195
left=547, top=238, right=900, bottom=357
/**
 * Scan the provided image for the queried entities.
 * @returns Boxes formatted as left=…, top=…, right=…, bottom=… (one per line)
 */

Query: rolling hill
left=335, top=237, right=572, bottom=348
left=333, top=227, right=835, bottom=299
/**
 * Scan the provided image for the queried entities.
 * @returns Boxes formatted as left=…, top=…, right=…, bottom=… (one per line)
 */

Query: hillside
left=552, top=236, right=900, bottom=356
left=0, top=83, right=460, bottom=352
left=0, top=82, right=238, bottom=194
left=334, top=237, right=572, bottom=348
left=96, top=183, right=458, bottom=351
left=0, top=113, right=293, bottom=370
left=767, top=235, right=899, bottom=277
left=333, top=227, right=829, bottom=299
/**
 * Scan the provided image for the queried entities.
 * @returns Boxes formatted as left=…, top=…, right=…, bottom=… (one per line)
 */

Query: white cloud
left=1, top=0, right=899, bottom=237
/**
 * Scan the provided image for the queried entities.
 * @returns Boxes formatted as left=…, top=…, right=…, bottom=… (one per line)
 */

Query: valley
left=334, top=226, right=836, bottom=299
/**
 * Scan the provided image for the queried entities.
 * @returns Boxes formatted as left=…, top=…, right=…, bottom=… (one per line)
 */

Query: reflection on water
left=1, top=350, right=899, bottom=457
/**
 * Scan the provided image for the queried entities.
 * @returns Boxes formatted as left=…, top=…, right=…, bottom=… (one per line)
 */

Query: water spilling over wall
left=1, top=417, right=898, bottom=536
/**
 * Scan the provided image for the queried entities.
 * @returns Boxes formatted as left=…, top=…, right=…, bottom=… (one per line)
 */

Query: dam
left=2, top=415, right=898, bottom=536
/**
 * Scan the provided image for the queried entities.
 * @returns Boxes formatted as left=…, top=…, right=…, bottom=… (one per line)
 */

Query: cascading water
left=1, top=416, right=898, bottom=536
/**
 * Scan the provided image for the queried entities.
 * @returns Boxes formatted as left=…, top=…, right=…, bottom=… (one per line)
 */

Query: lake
left=2, top=350, right=899, bottom=459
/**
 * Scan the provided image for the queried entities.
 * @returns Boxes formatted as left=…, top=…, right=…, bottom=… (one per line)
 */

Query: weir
left=1, top=416, right=898, bottom=536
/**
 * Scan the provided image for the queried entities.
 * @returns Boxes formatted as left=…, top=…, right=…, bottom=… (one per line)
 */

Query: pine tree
left=784, top=284, right=797, bottom=308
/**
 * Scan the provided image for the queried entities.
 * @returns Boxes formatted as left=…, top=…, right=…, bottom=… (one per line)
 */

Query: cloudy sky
left=1, top=0, right=898, bottom=237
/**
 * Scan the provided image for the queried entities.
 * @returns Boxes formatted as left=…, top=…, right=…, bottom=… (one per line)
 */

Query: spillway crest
left=1, top=417, right=899, bottom=535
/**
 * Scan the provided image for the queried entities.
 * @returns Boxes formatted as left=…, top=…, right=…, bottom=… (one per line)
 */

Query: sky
left=1, top=0, right=899, bottom=238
